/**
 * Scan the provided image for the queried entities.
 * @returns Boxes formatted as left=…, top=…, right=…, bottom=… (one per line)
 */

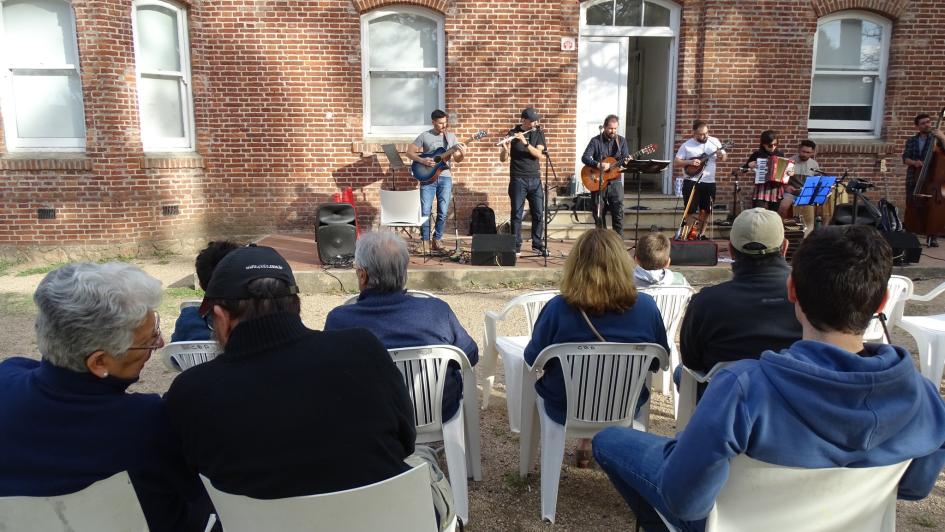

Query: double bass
left=904, top=108, right=945, bottom=236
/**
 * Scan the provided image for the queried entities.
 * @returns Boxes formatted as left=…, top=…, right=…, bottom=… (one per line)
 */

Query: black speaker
left=831, top=203, right=881, bottom=227
left=882, top=230, right=922, bottom=265
left=669, top=240, right=719, bottom=266
left=471, top=234, right=517, bottom=266
left=316, top=203, right=356, bottom=265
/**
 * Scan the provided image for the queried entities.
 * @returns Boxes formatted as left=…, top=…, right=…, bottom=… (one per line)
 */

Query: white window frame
left=0, top=0, right=86, bottom=151
left=131, top=0, right=195, bottom=151
left=361, top=6, right=445, bottom=138
left=808, top=10, right=891, bottom=139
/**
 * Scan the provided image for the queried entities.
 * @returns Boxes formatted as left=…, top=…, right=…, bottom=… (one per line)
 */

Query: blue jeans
left=592, top=427, right=705, bottom=532
left=420, top=175, right=452, bottom=241
left=509, top=177, right=544, bottom=250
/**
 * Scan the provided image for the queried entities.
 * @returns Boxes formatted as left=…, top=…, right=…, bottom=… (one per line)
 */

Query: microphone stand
left=542, top=139, right=561, bottom=268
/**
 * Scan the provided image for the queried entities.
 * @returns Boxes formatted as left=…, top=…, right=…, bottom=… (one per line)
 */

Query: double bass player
left=903, top=112, right=945, bottom=247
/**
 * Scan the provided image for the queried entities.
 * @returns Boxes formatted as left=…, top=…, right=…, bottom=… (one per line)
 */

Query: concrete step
left=522, top=219, right=732, bottom=241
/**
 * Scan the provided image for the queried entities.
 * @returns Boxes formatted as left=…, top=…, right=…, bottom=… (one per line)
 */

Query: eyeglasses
left=127, top=312, right=164, bottom=352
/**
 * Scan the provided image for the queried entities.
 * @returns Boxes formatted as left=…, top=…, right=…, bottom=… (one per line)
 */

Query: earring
left=102, top=371, right=108, bottom=378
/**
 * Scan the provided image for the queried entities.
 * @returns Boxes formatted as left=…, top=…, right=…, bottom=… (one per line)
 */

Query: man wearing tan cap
left=679, top=208, right=802, bottom=374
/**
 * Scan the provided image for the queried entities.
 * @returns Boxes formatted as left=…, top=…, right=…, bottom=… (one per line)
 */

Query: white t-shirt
left=675, top=136, right=726, bottom=183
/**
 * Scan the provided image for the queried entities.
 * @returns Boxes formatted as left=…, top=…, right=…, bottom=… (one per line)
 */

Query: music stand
left=381, top=144, right=406, bottom=190
left=624, top=159, right=671, bottom=242
left=794, top=175, right=837, bottom=231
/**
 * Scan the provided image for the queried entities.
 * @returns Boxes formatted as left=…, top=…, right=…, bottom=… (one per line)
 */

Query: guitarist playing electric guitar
left=580, top=114, right=631, bottom=234
left=406, top=109, right=466, bottom=251
left=674, top=120, right=730, bottom=239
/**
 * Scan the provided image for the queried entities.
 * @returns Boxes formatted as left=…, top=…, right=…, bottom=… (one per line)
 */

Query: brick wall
left=2, top=0, right=943, bottom=259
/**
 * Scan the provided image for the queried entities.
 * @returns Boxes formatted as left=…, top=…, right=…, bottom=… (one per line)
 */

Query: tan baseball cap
left=730, top=208, right=785, bottom=255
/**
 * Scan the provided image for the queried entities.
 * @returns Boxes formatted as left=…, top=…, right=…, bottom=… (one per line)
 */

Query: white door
left=575, top=37, right=629, bottom=191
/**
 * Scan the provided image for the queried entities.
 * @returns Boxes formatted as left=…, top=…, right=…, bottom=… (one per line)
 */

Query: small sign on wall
left=561, top=37, right=576, bottom=52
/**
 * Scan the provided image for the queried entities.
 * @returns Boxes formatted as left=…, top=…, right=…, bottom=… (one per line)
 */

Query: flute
left=495, top=127, right=537, bottom=146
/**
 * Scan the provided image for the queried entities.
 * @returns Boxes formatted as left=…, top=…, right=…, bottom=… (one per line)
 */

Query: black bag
left=468, top=203, right=497, bottom=235
left=878, top=198, right=903, bottom=232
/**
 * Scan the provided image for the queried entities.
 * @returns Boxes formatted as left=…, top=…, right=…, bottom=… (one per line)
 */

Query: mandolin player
left=674, top=120, right=727, bottom=239
left=581, top=114, right=630, bottom=234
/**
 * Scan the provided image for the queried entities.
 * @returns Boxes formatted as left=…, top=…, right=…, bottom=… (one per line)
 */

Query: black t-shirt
left=509, top=125, right=545, bottom=179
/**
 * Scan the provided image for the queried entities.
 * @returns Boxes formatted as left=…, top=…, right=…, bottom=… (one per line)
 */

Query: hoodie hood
left=634, top=265, right=670, bottom=287
left=759, top=340, right=925, bottom=452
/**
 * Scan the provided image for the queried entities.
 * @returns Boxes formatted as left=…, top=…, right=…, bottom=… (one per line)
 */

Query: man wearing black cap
left=500, top=107, right=547, bottom=256
left=164, top=245, right=417, bottom=500
left=581, top=114, right=629, bottom=235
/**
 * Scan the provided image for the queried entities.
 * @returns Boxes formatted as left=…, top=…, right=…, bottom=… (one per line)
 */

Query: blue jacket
left=171, top=306, right=212, bottom=342
left=524, top=294, right=669, bottom=424
left=660, top=340, right=945, bottom=521
left=324, top=289, right=479, bottom=422
left=0, top=358, right=213, bottom=532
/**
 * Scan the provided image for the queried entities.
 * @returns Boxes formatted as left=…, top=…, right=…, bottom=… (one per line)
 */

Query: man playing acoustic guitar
left=581, top=114, right=630, bottom=235
left=674, top=120, right=727, bottom=239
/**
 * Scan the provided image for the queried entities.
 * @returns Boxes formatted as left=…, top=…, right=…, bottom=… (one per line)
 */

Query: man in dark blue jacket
left=325, top=231, right=478, bottom=423
left=593, top=225, right=945, bottom=531
left=582, top=114, right=630, bottom=235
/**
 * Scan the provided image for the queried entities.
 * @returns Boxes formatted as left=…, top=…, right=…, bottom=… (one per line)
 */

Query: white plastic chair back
left=0, top=471, right=147, bottom=532
left=342, top=289, right=435, bottom=306
left=200, top=464, right=439, bottom=532
left=675, top=361, right=734, bottom=432
left=863, top=275, right=913, bottom=342
left=389, top=345, right=465, bottom=433
left=161, top=341, right=222, bottom=372
left=639, top=286, right=695, bottom=401
left=705, top=456, right=911, bottom=532
left=380, top=189, right=427, bottom=227
left=480, top=289, right=560, bottom=414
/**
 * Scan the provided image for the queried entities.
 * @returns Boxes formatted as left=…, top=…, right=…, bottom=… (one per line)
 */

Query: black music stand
left=624, top=159, right=671, bottom=242
left=381, top=144, right=406, bottom=190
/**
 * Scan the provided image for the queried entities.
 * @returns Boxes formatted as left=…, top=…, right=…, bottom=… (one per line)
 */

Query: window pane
left=370, top=72, right=438, bottom=127
left=615, top=0, right=641, bottom=26
left=643, top=2, right=671, bottom=27
left=809, top=75, right=875, bottom=121
left=139, top=75, right=184, bottom=137
left=12, top=73, right=84, bottom=137
left=136, top=5, right=181, bottom=72
left=368, top=13, right=437, bottom=69
left=586, top=1, right=614, bottom=26
left=3, top=0, right=78, bottom=65
left=816, top=18, right=883, bottom=71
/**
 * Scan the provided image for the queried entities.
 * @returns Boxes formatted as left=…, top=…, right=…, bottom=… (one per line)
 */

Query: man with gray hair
left=325, top=231, right=478, bottom=423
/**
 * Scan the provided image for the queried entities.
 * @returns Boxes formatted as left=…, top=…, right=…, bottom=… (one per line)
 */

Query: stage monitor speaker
left=830, top=203, right=881, bottom=227
left=471, top=234, right=517, bottom=266
left=670, top=240, right=719, bottom=266
left=882, top=230, right=922, bottom=265
left=316, top=203, right=356, bottom=265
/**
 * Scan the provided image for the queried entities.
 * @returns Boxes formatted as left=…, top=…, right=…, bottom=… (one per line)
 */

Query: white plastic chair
left=389, top=345, right=482, bottom=525
left=161, top=341, right=222, bottom=372
left=863, top=275, right=913, bottom=343
left=480, top=289, right=559, bottom=431
left=659, top=456, right=911, bottom=532
left=675, top=361, right=734, bottom=432
left=639, top=285, right=695, bottom=414
left=380, top=189, right=430, bottom=234
left=180, top=299, right=202, bottom=310
left=342, top=289, right=435, bottom=306
left=200, top=464, right=449, bottom=532
left=518, top=342, right=669, bottom=523
left=897, top=279, right=945, bottom=387
left=0, top=471, right=147, bottom=532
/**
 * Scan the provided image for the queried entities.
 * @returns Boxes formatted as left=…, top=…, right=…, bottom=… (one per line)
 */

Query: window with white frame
left=361, top=7, right=444, bottom=137
left=132, top=0, right=194, bottom=151
left=809, top=11, right=890, bottom=137
left=0, top=0, right=86, bottom=151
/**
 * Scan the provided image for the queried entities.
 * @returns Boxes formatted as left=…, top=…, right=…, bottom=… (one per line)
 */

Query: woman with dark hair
left=523, top=228, right=669, bottom=466
left=745, top=129, right=786, bottom=210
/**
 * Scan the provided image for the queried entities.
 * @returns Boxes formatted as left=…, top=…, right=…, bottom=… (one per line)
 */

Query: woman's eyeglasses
left=127, top=312, right=163, bottom=352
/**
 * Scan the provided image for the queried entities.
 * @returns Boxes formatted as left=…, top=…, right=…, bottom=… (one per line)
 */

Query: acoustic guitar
left=683, top=139, right=734, bottom=180
left=410, top=130, right=488, bottom=184
left=580, top=144, right=657, bottom=192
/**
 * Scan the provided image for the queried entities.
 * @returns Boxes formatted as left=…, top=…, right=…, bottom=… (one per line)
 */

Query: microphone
left=534, top=124, right=543, bottom=131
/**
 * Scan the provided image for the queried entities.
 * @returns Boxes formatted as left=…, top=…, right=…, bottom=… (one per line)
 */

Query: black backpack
left=468, top=203, right=497, bottom=235
left=878, top=198, right=903, bottom=232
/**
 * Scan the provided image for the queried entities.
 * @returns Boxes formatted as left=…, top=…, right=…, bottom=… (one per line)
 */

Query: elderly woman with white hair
left=0, top=262, right=214, bottom=532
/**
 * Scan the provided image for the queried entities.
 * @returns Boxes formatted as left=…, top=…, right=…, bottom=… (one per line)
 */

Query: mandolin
left=410, top=130, right=488, bottom=184
left=580, top=144, right=658, bottom=192
left=683, top=139, right=734, bottom=179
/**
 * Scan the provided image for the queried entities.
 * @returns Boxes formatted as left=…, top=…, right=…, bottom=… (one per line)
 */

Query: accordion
left=754, top=156, right=794, bottom=185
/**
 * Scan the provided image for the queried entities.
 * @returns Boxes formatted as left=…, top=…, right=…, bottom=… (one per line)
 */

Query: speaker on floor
left=471, top=234, right=517, bottom=266
left=881, top=230, right=922, bottom=265
left=830, top=203, right=881, bottom=227
left=316, top=203, right=356, bottom=265
left=669, top=240, right=719, bottom=266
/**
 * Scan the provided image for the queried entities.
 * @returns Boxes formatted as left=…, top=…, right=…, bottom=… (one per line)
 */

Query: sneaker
left=532, top=245, right=549, bottom=257
left=431, top=240, right=443, bottom=252
left=515, top=247, right=522, bottom=257
left=929, top=237, right=939, bottom=248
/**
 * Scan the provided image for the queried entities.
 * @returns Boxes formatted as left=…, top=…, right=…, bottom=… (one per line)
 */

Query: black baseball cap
left=198, top=244, right=299, bottom=316
left=521, top=107, right=541, bottom=121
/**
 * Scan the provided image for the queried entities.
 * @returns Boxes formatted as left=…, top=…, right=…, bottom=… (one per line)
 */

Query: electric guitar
left=580, top=144, right=658, bottom=192
left=683, top=140, right=734, bottom=180
left=410, top=130, right=488, bottom=184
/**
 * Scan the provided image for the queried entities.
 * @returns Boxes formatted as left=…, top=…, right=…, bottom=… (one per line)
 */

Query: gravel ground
left=0, top=257, right=943, bottom=531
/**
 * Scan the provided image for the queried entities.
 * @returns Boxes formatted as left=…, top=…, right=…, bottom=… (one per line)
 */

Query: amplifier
left=881, top=230, right=922, bottom=265
left=669, top=240, right=718, bottom=266
left=471, top=234, right=517, bottom=266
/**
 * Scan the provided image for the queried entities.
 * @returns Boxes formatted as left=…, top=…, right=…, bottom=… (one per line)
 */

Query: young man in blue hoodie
left=593, top=225, right=945, bottom=531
